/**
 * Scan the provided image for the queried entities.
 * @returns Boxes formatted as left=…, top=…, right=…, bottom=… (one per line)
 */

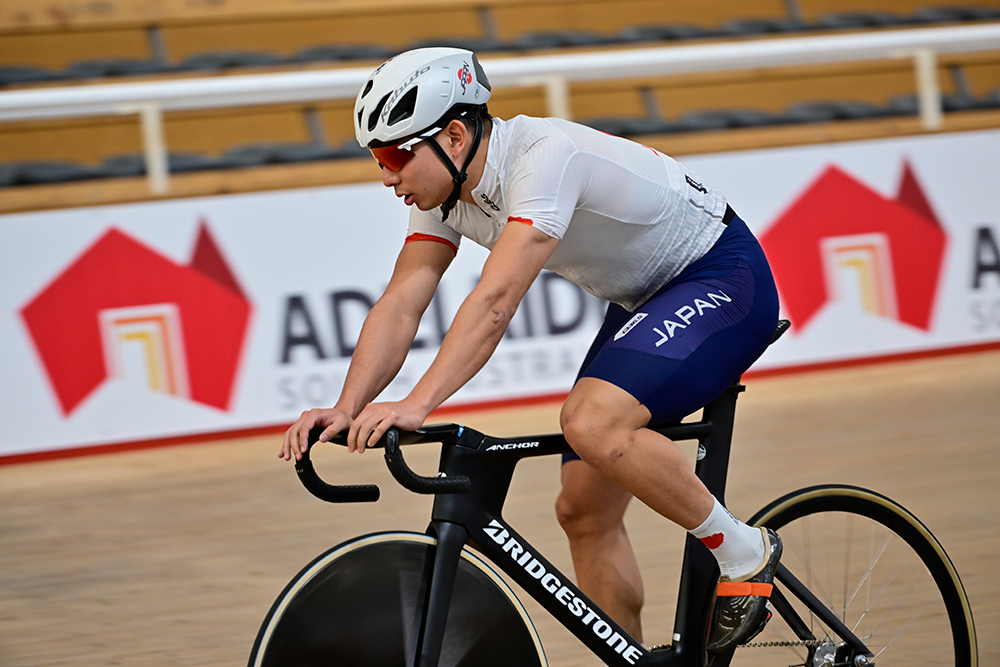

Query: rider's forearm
left=335, top=296, right=421, bottom=417
left=405, top=284, right=514, bottom=415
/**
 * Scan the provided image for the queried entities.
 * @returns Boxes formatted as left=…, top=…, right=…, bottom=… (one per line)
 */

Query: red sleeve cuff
left=405, top=233, right=458, bottom=254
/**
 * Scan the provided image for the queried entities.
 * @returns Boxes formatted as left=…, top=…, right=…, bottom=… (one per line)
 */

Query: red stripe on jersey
left=508, top=216, right=534, bottom=226
left=405, top=233, right=458, bottom=254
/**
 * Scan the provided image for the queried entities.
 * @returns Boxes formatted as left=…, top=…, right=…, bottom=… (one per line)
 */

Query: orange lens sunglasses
left=369, top=134, right=429, bottom=172
left=370, top=144, right=416, bottom=172
left=369, top=125, right=449, bottom=172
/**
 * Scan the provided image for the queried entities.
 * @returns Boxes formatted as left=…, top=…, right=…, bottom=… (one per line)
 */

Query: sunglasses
left=370, top=128, right=443, bottom=172
left=369, top=136, right=420, bottom=172
left=370, top=118, right=461, bottom=171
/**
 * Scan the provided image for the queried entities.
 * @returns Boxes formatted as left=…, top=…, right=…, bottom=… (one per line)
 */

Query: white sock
left=689, top=498, right=766, bottom=580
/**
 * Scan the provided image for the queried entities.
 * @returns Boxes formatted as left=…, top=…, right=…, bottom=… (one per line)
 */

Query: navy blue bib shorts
left=565, top=210, right=779, bottom=462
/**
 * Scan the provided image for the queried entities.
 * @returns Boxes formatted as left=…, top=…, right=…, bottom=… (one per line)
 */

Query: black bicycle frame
left=406, top=383, right=749, bottom=667
left=297, top=379, right=873, bottom=667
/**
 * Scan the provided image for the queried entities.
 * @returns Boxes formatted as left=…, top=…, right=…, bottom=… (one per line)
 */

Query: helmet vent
left=361, top=79, right=374, bottom=99
left=386, top=87, right=418, bottom=126
left=368, top=93, right=391, bottom=132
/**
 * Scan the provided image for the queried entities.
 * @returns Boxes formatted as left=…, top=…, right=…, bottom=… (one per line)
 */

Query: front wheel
left=745, top=485, right=977, bottom=666
left=249, top=531, right=547, bottom=667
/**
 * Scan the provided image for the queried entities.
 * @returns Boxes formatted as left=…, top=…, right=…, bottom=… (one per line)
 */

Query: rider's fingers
left=365, top=413, right=393, bottom=447
left=353, top=412, right=382, bottom=454
left=297, top=410, right=324, bottom=456
left=279, top=421, right=299, bottom=459
left=347, top=417, right=365, bottom=454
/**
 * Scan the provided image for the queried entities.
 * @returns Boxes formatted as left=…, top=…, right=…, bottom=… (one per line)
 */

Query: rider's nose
left=382, top=169, right=400, bottom=187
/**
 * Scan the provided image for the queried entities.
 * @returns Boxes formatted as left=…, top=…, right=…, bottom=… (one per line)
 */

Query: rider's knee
left=560, top=399, right=630, bottom=469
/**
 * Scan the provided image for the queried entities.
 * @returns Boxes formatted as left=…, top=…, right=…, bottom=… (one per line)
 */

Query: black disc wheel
left=249, top=532, right=547, bottom=667
left=745, top=485, right=977, bottom=666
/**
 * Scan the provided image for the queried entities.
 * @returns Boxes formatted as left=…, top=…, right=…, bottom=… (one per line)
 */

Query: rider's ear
left=442, top=119, right=468, bottom=157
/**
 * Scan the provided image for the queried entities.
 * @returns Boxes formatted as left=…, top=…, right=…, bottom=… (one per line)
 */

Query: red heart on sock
left=699, top=533, right=724, bottom=549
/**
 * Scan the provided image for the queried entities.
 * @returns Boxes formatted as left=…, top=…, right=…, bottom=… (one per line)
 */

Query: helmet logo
left=380, top=65, right=431, bottom=122
left=457, top=62, right=473, bottom=94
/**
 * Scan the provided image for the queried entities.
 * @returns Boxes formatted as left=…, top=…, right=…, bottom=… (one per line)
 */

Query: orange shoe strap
left=717, top=582, right=774, bottom=598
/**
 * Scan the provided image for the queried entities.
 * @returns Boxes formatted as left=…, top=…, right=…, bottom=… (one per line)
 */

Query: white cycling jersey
left=407, top=115, right=730, bottom=311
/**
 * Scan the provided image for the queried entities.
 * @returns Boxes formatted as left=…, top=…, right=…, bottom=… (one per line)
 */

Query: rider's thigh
left=556, top=458, right=633, bottom=535
left=560, top=377, right=651, bottom=463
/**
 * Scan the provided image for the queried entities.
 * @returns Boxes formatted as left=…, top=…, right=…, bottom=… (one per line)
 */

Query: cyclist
left=280, top=47, right=780, bottom=653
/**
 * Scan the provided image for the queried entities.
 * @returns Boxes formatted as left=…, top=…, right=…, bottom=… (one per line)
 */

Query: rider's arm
left=335, top=239, right=454, bottom=416
left=280, top=238, right=454, bottom=459
left=348, top=221, right=559, bottom=449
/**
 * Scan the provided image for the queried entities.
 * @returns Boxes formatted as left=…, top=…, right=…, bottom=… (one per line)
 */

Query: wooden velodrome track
left=1, top=349, right=997, bottom=666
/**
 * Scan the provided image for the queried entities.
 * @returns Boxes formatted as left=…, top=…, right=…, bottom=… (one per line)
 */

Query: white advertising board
left=2, top=129, right=998, bottom=457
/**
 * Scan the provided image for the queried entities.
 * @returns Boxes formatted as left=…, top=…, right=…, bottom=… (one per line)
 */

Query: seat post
left=694, top=381, right=744, bottom=507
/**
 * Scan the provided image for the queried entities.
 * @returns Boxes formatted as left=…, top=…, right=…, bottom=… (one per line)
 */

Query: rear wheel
left=249, top=531, right=546, bottom=667
left=744, top=485, right=976, bottom=666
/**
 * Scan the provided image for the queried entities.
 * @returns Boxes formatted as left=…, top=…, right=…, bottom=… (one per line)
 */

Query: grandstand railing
left=2, top=22, right=998, bottom=194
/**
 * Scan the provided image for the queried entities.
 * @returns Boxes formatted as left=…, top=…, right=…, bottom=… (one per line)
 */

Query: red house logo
left=760, top=161, right=947, bottom=333
left=20, top=223, right=252, bottom=416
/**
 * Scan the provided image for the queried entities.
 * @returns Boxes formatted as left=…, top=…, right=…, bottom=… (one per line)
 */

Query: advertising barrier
left=2, top=129, right=998, bottom=458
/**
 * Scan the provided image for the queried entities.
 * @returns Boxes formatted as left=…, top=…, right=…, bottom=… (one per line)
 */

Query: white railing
left=2, top=22, right=998, bottom=193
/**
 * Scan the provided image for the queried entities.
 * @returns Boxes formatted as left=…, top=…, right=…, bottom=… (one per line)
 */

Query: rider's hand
left=279, top=407, right=351, bottom=461
left=348, top=400, right=428, bottom=454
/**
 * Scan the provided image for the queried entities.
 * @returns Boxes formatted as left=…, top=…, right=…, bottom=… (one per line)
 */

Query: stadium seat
left=14, top=161, right=99, bottom=184
left=728, top=108, right=786, bottom=126
left=884, top=94, right=920, bottom=116
left=507, top=31, right=621, bottom=51
left=781, top=100, right=892, bottom=123
left=780, top=101, right=847, bottom=123
left=584, top=116, right=678, bottom=136
left=811, top=12, right=911, bottom=29
left=834, top=100, right=894, bottom=119
left=331, top=139, right=369, bottom=159
left=675, top=110, right=741, bottom=131
left=293, top=44, right=395, bottom=63
left=0, top=66, right=61, bottom=86
left=97, top=154, right=147, bottom=178
left=61, top=59, right=179, bottom=80
left=406, top=37, right=508, bottom=53
left=942, top=92, right=998, bottom=111
left=222, top=142, right=338, bottom=166
left=0, top=163, right=19, bottom=187
left=179, top=51, right=288, bottom=72
left=618, top=24, right=718, bottom=43
left=911, top=6, right=1000, bottom=23
left=99, top=152, right=227, bottom=176
left=719, top=18, right=811, bottom=36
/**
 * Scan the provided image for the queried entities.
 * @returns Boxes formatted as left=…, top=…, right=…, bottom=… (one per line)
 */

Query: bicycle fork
left=413, top=520, right=468, bottom=667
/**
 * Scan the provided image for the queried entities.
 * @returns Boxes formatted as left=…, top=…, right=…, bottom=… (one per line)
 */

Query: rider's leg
left=556, top=459, right=644, bottom=640
left=560, top=378, right=767, bottom=578
left=561, top=378, right=715, bottom=530
left=562, top=214, right=782, bottom=650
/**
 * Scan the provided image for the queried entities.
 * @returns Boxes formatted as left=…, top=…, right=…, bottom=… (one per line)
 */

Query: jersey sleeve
left=406, top=206, right=462, bottom=254
left=504, top=133, right=584, bottom=241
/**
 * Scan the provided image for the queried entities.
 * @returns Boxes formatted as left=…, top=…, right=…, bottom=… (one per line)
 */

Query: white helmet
left=354, top=47, right=491, bottom=148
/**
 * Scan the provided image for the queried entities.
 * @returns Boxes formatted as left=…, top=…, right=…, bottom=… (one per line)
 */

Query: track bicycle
left=250, top=321, right=977, bottom=667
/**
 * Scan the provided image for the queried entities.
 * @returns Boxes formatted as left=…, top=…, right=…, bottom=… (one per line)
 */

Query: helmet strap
left=424, top=112, right=484, bottom=222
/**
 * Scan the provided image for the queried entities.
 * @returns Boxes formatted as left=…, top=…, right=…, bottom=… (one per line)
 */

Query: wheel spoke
left=746, top=486, right=974, bottom=667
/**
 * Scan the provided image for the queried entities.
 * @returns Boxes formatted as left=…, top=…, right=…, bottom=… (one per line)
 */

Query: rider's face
left=380, top=136, right=455, bottom=211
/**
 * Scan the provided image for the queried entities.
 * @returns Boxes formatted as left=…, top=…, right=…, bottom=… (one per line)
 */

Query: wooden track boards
left=1, top=349, right=998, bottom=665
